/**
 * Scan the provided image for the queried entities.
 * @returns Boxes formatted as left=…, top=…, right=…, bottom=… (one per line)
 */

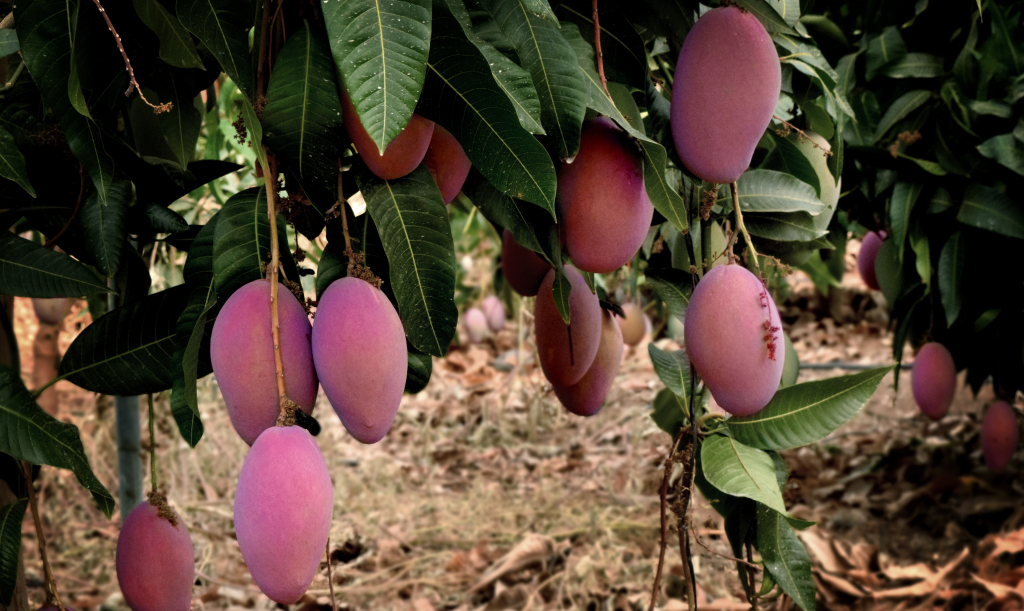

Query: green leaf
left=126, top=201, right=190, bottom=234
left=212, top=187, right=297, bottom=300
left=883, top=53, right=943, bottom=79
left=757, top=504, right=816, bottom=611
left=0, top=364, right=115, bottom=516
left=888, top=181, right=923, bottom=263
left=989, top=0, right=1022, bottom=74
left=977, top=133, right=1024, bottom=177
left=176, top=0, right=254, bottom=99
left=18, top=0, right=116, bottom=203
left=958, top=184, right=1024, bottom=240
left=873, top=90, right=930, bottom=143
left=170, top=217, right=219, bottom=447
left=652, top=387, right=687, bottom=437
left=480, top=0, right=588, bottom=158
left=60, top=285, right=191, bottom=395
left=796, top=251, right=841, bottom=294
left=516, top=0, right=559, bottom=24
left=648, top=343, right=690, bottom=399
left=324, top=0, right=430, bottom=153
left=0, top=30, right=19, bottom=58
left=76, top=178, right=130, bottom=277
left=0, top=496, right=26, bottom=606
left=0, top=233, right=110, bottom=297
left=263, top=21, right=345, bottom=215
left=463, top=168, right=553, bottom=256
left=239, top=96, right=267, bottom=169
left=718, top=170, right=826, bottom=215
left=645, top=267, right=691, bottom=320
left=362, top=165, right=458, bottom=357
left=744, top=212, right=826, bottom=242
left=835, top=53, right=858, bottom=96
left=760, top=132, right=821, bottom=198
left=154, top=80, right=204, bottom=170
left=405, top=344, right=432, bottom=394
left=443, top=0, right=544, bottom=134
left=701, top=435, right=790, bottom=517
left=725, top=366, right=895, bottom=451
left=767, top=0, right=799, bottom=26
left=315, top=242, right=347, bottom=299
left=419, top=3, right=557, bottom=215
left=732, top=0, right=798, bottom=35
left=551, top=266, right=571, bottom=325
left=929, top=187, right=954, bottom=214
left=938, top=231, right=964, bottom=327
left=131, top=0, right=205, bottom=69
left=0, top=126, right=34, bottom=197
left=865, top=26, right=907, bottom=81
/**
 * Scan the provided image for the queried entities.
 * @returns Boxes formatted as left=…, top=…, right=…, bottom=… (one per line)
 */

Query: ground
left=8, top=244, right=1024, bottom=611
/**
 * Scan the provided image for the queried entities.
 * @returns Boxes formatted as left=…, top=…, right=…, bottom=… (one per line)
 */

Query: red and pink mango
left=116, top=501, right=194, bottom=611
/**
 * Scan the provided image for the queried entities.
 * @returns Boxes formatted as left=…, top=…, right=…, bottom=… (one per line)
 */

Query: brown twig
left=255, top=0, right=273, bottom=97
left=746, top=540, right=759, bottom=610
left=677, top=524, right=697, bottom=611
left=88, top=0, right=171, bottom=113
left=147, top=394, right=157, bottom=493
left=325, top=539, right=338, bottom=611
left=592, top=0, right=611, bottom=99
left=771, top=115, right=831, bottom=156
left=44, top=165, right=85, bottom=249
left=648, top=431, right=683, bottom=611
left=22, top=462, right=65, bottom=611
left=691, top=527, right=761, bottom=569
left=262, top=155, right=288, bottom=415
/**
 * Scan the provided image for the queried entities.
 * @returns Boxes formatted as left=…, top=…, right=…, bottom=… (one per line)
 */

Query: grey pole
left=110, top=281, right=143, bottom=517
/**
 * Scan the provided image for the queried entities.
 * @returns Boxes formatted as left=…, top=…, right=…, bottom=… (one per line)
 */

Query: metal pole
left=110, top=280, right=143, bottom=517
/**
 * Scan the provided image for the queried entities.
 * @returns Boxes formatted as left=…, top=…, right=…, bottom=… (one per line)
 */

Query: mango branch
left=22, top=461, right=65, bottom=611
left=730, top=181, right=761, bottom=278
left=262, top=155, right=289, bottom=417
left=592, top=0, right=611, bottom=99
left=88, top=0, right=171, bottom=113
left=147, top=394, right=157, bottom=493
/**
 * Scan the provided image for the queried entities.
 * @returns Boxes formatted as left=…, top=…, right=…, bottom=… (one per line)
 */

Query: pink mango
left=116, top=500, right=194, bottom=611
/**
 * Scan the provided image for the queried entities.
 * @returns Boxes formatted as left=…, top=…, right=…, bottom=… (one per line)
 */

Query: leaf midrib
left=516, top=3, right=566, bottom=152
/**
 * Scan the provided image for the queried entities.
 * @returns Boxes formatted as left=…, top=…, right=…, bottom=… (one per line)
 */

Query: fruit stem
left=44, top=165, right=85, bottom=249
left=648, top=430, right=683, bottom=611
left=22, top=461, right=64, bottom=611
left=730, top=181, right=762, bottom=278
left=263, top=155, right=289, bottom=413
left=89, top=0, right=171, bottom=113
left=592, top=0, right=611, bottom=99
left=325, top=539, right=338, bottom=611
left=147, top=394, right=157, bottom=493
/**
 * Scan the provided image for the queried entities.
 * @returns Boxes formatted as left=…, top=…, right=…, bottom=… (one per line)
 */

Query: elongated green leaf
left=132, top=0, right=205, bottom=69
left=989, top=0, right=1022, bottom=74
left=481, top=0, right=587, bottom=158
left=757, top=505, right=816, bottom=611
left=0, top=233, right=110, bottom=297
left=463, top=168, right=552, bottom=256
left=170, top=216, right=219, bottom=446
left=767, top=0, right=799, bottom=26
left=0, top=497, right=26, bottom=606
left=154, top=80, right=204, bottom=170
left=76, top=178, right=130, bottom=277
left=726, top=366, right=895, bottom=451
left=652, top=387, right=687, bottom=437
left=176, top=0, right=254, bottom=99
left=363, top=165, right=458, bottom=357
left=733, top=0, right=798, bottom=35
left=212, top=187, right=297, bottom=300
left=405, top=344, right=432, bottom=393
left=745, top=212, right=825, bottom=242
left=517, top=0, right=558, bottom=23
left=648, top=343, right=690, bottom=398
left=889, top=182, right=922, bottom=263
left=0, top=365, right=114, bottom=516
left=718, top=170, right=825, bottom=215
left=958, top=184, right=1024, bottom=240
left=938, top=231, right=964, bottom=327
left=562, top=24, right=687, bottom=234
left=883, top=53, right=943, bottom=79
left=701, top=435, right=790, bottom=517
left=550, top=266, right=572, bottom=325
left=645, top=268, right=691, bottom=319
left=874, top=90, right=930, bottom=143
left=324, top=0, right=430, bottom=153
left=18, top=0, right=115, bottom=203
left=0, top=30, right=19, bottom=58
left=0, top=126, right=34, bottom=197
left=126, top=201, right=190, bottom=234
left=263, top=23, right=345, bottom=214
left=760, top=133, right=821, bottom=198
left=444, top=0, right=545, bottom=134
left=60, top=285, right=190, bottom=395
left=315, top=242, right=346, bottom=299
left=419, top=3, right=557, bottom=215
left=977, top=134, right=1024, bottom=176
left=865, top=26, right=907, bottom=81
